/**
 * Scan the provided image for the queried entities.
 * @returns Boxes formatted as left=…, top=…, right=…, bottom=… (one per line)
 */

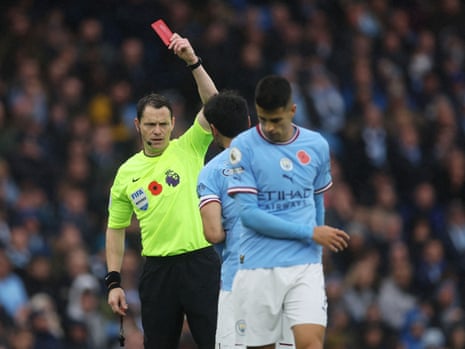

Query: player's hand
left=312, top=225, right=350, bottom=252
left=168, top=33, right=197, bottom=65
left=107, top=288, right=128, bottom=316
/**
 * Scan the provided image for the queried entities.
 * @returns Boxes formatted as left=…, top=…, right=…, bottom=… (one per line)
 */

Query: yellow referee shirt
left=108, top=119, right=212, bottom=256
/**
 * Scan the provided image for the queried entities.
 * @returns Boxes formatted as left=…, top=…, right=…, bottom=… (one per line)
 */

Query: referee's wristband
left=104, top=271, right=122, bottom=292
left=187, top=56, right=202, bottom=70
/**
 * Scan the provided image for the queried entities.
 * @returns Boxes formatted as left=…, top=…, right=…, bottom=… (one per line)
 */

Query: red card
left=151, top=19, right=173, bottom=46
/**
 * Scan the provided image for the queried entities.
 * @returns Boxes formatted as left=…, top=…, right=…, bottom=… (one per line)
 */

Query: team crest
left=235, top=319, right=246, bottom=336
left=280, top=157, right=293, bottom=171
left=297, top=150, right=311, bottom=165
left=229, top=147, right=242, bottom=165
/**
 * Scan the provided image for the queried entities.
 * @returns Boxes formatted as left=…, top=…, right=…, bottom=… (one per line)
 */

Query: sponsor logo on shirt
left=258, top=189, right=313, bottom=210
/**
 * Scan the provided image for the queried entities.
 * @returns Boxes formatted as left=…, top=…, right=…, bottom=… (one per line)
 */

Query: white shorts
left=232, top=264, right=327, bottom=347
left=276, top=315, right=295, bottom=349
left=216, top=289, right=245, bottom=349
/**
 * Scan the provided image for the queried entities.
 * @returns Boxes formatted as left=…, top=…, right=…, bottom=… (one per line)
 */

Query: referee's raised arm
left=168, top=33, right=218, bottom=131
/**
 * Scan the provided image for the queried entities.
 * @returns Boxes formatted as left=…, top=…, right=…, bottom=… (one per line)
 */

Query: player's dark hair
left=204, top=90, right=249, bottom=138
left=136, top=92, right=173, bottom=120
left=255, top=75, right=292, bottom=111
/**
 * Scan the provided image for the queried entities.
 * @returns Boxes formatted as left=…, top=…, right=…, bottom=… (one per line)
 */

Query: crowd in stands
left=0, top=0, right=464, bottom=348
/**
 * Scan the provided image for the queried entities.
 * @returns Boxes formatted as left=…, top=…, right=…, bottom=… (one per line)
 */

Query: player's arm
left=168, top=34, right=218, bottom=131
left=233, top=192, right=350, bottom=252
left=105, top=227, right=128, bottom=316
left=200, top=201, right=226, bottom=244
left=314, top=193, right=325, bottom=226
left=233, top=192, right=312, bottom=240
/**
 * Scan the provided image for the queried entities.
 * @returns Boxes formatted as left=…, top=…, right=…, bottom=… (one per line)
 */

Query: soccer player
left=105, top=33, right=221, bottom=349
left=227, top=75, right=350, bottom=349
left=197, top=90, right=251, bottom=349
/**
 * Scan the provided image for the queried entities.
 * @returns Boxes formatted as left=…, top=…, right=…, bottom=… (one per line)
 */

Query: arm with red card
left=150, top=19, right=218, bottom=129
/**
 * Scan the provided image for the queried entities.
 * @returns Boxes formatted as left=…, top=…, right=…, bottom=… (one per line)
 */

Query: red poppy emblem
left=297, top=150, right=311, bottom=165
left=148, top=181, right=163, bottom=195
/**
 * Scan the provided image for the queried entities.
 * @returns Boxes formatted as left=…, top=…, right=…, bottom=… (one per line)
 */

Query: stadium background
left=0, top=0, right=464, bottom=348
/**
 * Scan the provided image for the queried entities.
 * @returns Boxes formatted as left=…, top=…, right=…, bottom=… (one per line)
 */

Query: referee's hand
left=312, top=225, right=350, bottom=252
left=108, top=288, right=128, bottom=316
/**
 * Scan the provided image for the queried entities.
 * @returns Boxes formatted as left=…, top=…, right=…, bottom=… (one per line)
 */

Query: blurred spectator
left=7, top=57, right=48, bottom=128
left=432, top=278, right=464, bottom=332
left=7, top=133, right=57, bottom=198
left=325, top=181, right=358, bottom=230
left=0, top=100, right=19, bottom=158
left=342, top=103, right=392, bottom=195
left=414, top=239, right=449, bottom=299
left=6, top=224, right=32, bottom=271
left=407, top=217, right=435, bottom=267
left=441, top=200, right=465, bottom=272
left=54, top=244, right=91, bottom=318
left=401, top=180, right=446, bottom=238
left=56, top=184, right=96, bottom=247
left=355, top=301, right=396, bottom=348
left=435, top=147, right=465, bottom=204
left=305, top=64, right=346, bottom=154
left=342, top=257, right=378, bottom=323
left=332, top=221, right=372, bottom=273
left=388, top=121, right=433, bottom=202
left=7, top=326, right=34, bottom=349
left=421, top=327, right=446, bottom=349
left=378, top=258, right=417, bottom=331
left=22, top=253, right=58, bottom=298
left=447, top=321, right=465, bottom=349
left=325, top=304, right=355, bottom=349
left=27, top=293, right=64, bottom=349
left=0, top=247, right=28, bottom=325
left=63, top=318, right=92, bottom=349
left=0, top=210, right=10, bottom=252
left=66, top=273, right=108, bottom=349
left=0, top=157, right=19, bottom=208
left=75, top=17, right=116, bottom=97
left=400, top=310, right=429, bottom=349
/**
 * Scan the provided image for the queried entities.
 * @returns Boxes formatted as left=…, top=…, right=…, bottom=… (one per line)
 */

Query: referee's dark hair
left=204, top=90, right=250, bottom=138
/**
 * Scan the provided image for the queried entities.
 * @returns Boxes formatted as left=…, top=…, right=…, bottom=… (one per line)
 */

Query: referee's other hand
left=108, top=288, right=129, bottom=316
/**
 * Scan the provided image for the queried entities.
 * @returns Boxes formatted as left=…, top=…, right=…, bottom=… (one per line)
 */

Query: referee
left=104, top=32, right=220, bottom=349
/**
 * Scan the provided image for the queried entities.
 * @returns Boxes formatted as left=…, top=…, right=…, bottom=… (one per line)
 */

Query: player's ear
left=210, top=123, right=218, bottom=136
left=291, top=104, right=297, bottom=115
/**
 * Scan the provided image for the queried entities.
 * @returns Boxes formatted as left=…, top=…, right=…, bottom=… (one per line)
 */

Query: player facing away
left=227, top=75, right=350, bottom=349
left=197, top=91, right=250, bottom=349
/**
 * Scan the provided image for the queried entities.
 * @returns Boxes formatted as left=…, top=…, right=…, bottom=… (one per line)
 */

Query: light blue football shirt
left=197, top=149, right=243, bottom=291
left=227, top=124, right=332, bottom=269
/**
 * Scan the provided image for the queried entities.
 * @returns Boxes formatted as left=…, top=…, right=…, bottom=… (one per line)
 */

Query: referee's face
left=136, top=105, right=175, bottom=157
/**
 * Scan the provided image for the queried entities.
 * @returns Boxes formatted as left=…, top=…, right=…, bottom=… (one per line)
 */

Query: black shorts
left=139, top=246, right=221, bottom=349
